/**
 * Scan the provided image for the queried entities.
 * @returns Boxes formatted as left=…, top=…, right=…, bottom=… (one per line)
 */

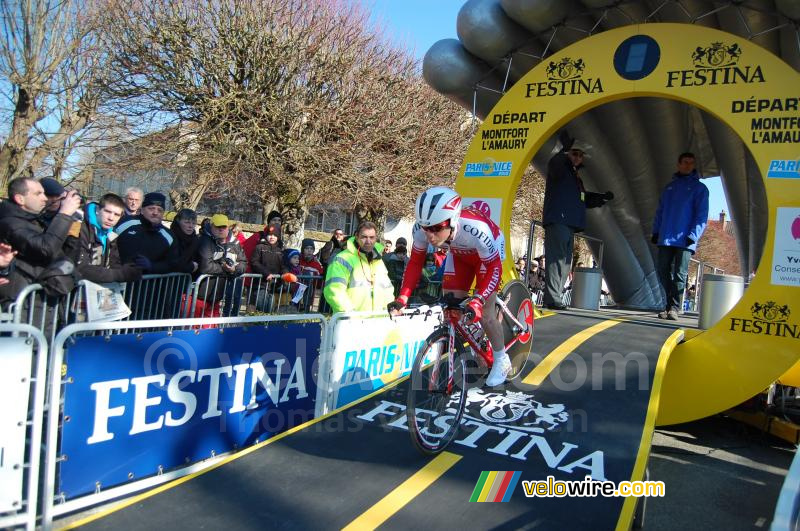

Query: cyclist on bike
left=388, top=186, right=511, bottom=386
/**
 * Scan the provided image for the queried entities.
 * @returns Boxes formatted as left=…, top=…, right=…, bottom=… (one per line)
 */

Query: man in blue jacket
left=652, top=152, right=709, bottom=320
left=542, top=131, right=613, bottom=310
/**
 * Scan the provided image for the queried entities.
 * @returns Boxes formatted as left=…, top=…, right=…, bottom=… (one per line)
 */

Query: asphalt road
left=646, top=415, right=795, bottom=530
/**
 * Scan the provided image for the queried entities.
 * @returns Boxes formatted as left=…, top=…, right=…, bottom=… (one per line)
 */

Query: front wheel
left=406, top=328, right=467, bottom=455
left=499, top=279, right=535, bottom=380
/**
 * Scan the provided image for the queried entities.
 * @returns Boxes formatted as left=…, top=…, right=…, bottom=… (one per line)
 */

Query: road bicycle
left=406, top=280, right=535, bottom=455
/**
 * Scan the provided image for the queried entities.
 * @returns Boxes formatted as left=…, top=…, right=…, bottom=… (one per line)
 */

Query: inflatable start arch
left=454, top=23, right=800, bottom=425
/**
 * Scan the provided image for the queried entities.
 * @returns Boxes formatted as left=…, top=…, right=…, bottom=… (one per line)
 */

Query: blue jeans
left=656, top=246, right=690, bottom=311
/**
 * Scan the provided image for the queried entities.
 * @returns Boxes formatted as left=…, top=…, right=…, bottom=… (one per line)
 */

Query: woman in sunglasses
left=387, top=186, right=510, bottom=386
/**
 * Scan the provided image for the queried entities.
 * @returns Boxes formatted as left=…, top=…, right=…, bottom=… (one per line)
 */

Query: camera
left=222, top=257, right=235, bottom=268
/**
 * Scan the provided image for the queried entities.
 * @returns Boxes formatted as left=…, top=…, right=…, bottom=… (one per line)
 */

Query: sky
left=364, top=0, right=731, bottom=221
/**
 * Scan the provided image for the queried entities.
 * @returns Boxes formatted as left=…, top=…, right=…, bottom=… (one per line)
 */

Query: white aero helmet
left=415, top=186, right=462, bottom=227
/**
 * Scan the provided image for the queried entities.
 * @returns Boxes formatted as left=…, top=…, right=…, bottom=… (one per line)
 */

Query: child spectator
left=299, top=238, right=323, bottom=276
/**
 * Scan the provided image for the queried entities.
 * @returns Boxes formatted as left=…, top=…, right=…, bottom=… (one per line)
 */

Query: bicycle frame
left=443, top=296, right=531, bottom=369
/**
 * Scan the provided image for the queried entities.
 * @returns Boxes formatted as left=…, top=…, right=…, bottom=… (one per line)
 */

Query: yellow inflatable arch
left=454, top=23, right=800, bottom=425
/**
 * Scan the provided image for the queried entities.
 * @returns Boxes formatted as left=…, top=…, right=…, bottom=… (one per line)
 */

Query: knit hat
left=284, top=248, right=300, bottom=265
left=396, top=237, right=407, bottom=246
left=267, top=210, right=282, bottom=224
left=40, top=177, right=65, bottom=197
left=301, top=238, right=315, bottom=251
left=142, top=192, right=166, bottom=209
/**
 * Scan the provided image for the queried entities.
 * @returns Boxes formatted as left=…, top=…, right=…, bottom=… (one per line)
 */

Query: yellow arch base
left=454, top=23, right=800, bottom=426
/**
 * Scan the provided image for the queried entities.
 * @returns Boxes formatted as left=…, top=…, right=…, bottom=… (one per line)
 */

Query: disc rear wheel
left=499, top=279, right=535, bottom=380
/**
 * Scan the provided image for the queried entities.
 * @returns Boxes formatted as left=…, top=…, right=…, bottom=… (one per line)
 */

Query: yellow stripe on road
left=615, top=329, right=684, bottom=531
left=522, top=318, right=626, bottom=386
left=342, top=452, right=462, bottom=530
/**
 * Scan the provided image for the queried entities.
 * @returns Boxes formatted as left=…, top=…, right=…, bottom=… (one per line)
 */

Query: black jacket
left=318, top=236, right=345, bottom=266
left=115, top=215, right=181, bottom=274
left=195, top=224, right=247, bottom=302
left=0, top=200, right=74, bottom=283
left=196, top=226, right=246, bottom=277
left=0, top=263, right=28, bottom=305
left=169, top=220, right=200, bottom=274
left=72, top=203, right=140, bottom=284
left=542, top=152, right=608, bottom=232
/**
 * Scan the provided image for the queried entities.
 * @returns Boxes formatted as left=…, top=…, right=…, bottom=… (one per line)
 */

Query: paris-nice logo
left=729, top=301, right=798, bottom=340
left=525, top=57, right=603, bottom=98
left=667, top=41, right=765, bottom=88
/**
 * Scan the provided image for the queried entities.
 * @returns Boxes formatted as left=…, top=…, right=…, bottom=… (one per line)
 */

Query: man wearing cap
left=115, top=192, right=184, bottom=273
left=0, top=177, right=82, bottom=299
left=39, top=177, right=67, bottom=219
left=382, top=236, right=409, bottom=297
left=541, top=130, right=614, bottom=310
left=38, top=177, right=82, bottom=257
left=195, top=213, right=246, bottom=316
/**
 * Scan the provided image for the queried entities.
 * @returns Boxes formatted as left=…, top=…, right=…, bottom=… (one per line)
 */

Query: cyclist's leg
left=480, top=291, right=503, bottom=351
left=476, top=272, right=511, bottom=385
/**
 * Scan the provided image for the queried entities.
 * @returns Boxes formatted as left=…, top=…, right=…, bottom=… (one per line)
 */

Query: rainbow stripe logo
left=469, top=471, right=522, bottom=502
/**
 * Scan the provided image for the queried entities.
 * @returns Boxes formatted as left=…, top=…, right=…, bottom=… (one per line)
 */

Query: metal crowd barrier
left=409, top=280, right=442, bottom=305
left=685, top=259, right=725, bottom=314
left=0, top=324, right=48, bottom=531
left=523, top=219, right=605, bottom=286
left=123, top=273, right=194, bottom=321
left=187, top=273, right=324, bottom=319
left=9, top=283, right=69, bottom=348
left=7, top=274, right=196, bottom=343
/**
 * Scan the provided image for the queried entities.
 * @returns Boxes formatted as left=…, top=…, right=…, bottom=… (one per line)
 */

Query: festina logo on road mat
left=357, top=388, right=606, bottom=480
left=729, top=301, right=799, bottom=339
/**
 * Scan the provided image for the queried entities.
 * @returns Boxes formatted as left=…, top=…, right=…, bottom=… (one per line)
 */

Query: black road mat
left=75, top=313, right=679, bottom=531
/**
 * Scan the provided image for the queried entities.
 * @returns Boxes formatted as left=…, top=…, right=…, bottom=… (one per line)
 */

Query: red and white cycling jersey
left=399, top=206, right=506, bottom=301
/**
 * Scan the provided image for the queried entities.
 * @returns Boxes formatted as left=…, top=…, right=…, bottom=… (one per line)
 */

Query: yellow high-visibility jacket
left=323, top=237, right=394, bottom=313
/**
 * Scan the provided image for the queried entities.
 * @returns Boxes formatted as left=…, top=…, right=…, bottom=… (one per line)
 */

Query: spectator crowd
left=0, top=177, right=446, bottom=323
left=0, top=151, right=709, bottom=329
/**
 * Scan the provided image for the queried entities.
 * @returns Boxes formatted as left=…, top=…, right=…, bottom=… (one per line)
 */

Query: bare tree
left=97, top=0, right=474, bottom=245
left=0, top=0, right=109, bottom=189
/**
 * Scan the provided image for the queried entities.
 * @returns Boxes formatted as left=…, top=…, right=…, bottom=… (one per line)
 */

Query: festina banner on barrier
left=60, top=322, right=321, bottom=499
left=329, top=312, right=441, bottom=409
left=0, top=338, right=33, bottom=512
